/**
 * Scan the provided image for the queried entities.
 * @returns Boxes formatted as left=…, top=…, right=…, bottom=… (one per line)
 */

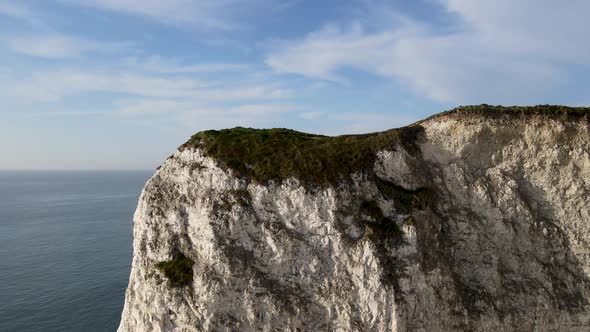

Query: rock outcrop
left=118, top=105, right=590, bottom=331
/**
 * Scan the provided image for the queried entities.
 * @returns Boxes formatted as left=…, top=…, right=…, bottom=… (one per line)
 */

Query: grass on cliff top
left=421, top=104, right=590, bottom=122
left=182, top=126, right=423, bottom=186
left=155, top=254, right=194, bottom=287
left=181, top=105, right=588, bottom=185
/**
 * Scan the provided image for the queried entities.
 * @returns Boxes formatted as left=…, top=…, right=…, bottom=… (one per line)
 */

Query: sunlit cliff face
left=119, top=106, right=590, bottom=332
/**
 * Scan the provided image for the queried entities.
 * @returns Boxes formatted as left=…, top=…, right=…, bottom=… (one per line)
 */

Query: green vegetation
left=182, top=105, right=588, bottom=186
left=422, top=104, right=590, bottom=123
left=155, top=254, right=194, bottom=287
left=183, top=126, right=423, bottom=186
left=360, top=200, right=403, bottom=240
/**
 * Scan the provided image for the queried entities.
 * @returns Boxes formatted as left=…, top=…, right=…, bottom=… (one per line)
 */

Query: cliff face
left=118, top=106, right=590, bottom=331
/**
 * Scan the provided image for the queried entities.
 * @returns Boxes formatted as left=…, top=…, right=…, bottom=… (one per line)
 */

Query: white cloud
left=0, top=1, right=43, bottom=26
left=442, top=0, right=590, bottom=62
left=0, top=68, right=292, bottom=102
left=266, top=0, right=590, bottom=104
left=4, top=35, right=131, bottom=58
left=0, top=2, right=132, bottom=58
left=0, top=1, right=29, bottom=18
left=126, top=56, right=249, bottom=74
left=175, top=103, right=297, bottom=130
left=114, top=99, right=296, bottom=115
left=0, top=62, right=299, bottom=135
left=62, top=0, right=282, bottom=30
left=112, top=98, right=298, bottom=130
left=2, top=69, right=204, bottom=101
left=114, top=99, right=187, bottom=116
left=317, top=112, right=417, bottom=135
left=62, top=0, right=225, bottom=28
left=266, top=22, right=427, bottom=84
left=296, top=107, right=418, bottom=134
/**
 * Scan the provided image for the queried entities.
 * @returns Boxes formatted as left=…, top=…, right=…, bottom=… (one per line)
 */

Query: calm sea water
left=0, top=171, right=152, bottom=332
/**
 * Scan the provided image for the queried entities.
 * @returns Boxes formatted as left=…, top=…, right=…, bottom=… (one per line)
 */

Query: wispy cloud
left=1, top=69, right=205, bottom=101
left=4, top=34, right=132, bottom=58
left=125, top=56, right=249, bottom=74
left=0, top=0, right=298, bottom=137
left=67, top=0, right=235, bottom=29
left=266, top=23, right=410, bottom=84
left=0, top=67, right=292, bottom=102
left=0, top=2, right=131, bottom=58
left=173, top=103, right=299, bottom=130
left=0, top=1, right=30, bottom=18
left=114, top=99, right=297, bottom=118
left=0, top=1, right=44, bottom=26
left=106, top=98, right=300, bottom=133
left=61, top=0, right=282, bottom=30
left=298, top=111, right=416, bottom=135
left=266, top=0, right=590, bottom=104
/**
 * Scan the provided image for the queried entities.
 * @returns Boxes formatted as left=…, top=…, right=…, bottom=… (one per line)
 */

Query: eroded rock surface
left=119, top=106, right=590, bottom=331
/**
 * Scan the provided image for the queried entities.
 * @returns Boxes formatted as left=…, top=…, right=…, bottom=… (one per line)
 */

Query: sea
left=0, top=171, right=153, bottom=332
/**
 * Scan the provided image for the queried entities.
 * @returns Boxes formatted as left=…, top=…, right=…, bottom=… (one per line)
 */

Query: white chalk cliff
left=118, top=106, right=590, bottom=331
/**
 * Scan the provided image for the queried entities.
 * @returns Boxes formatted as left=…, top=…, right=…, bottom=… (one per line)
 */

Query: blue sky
left=1, top=0, right=589, bottom=170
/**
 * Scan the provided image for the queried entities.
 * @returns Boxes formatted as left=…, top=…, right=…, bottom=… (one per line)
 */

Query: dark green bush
left=155, top=254, right=194, bottom=287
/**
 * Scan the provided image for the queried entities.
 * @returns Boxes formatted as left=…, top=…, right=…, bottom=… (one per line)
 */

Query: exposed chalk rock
left=119, top=106, right=590, bottom=331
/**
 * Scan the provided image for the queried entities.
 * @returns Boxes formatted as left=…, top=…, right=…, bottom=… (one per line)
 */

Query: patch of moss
left=182, top=126, right=424, bottom=186
left=360, top=200, right=403, bottom=240
left=155, top=254, right=194, bottom=287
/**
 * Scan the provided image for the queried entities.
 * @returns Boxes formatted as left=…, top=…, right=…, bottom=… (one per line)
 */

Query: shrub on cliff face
left=155, top=254, right=194, bottom=287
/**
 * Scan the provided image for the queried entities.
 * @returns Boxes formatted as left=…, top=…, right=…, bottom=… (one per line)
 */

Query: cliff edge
left=118, top=105, right=590, bottom=331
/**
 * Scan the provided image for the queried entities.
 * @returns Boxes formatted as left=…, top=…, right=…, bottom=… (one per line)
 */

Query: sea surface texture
left=0, top=171, right=151, bottom=332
